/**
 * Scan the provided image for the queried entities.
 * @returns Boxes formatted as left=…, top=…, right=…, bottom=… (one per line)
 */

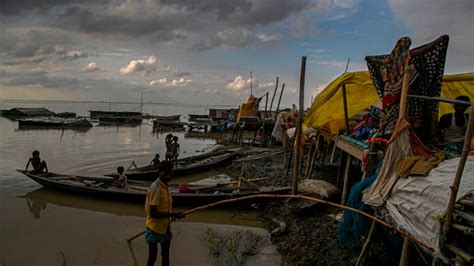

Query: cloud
left=171, top=78, right=192, bottom=86
left=85, top=62, right=100, bottom=72
left=257, top=82, right=274, bottom=89
left=150, top=77, right=191, bottom=87
left=225, top=75, right=248, bottom=90
left=150, top=78, right=168, bottom=86
left=120, top=56, right=158, bottom=75
left=388, top=0, right=473, bottom=72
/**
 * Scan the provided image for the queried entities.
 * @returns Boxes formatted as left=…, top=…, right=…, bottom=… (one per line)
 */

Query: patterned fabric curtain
left=366, top=35, right=449, bottom=133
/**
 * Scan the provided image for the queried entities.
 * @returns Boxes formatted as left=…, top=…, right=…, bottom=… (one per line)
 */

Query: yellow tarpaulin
left=304, top=71, right=379, bottom=135
left=304, top=72, right=474, bottom=136
left=237, top=95, right=259, bottom=122
left=439, top=73, right=474, bottom=118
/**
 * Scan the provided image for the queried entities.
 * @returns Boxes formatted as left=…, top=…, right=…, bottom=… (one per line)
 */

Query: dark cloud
left=2, top=0, right=308, bottom=52
left=159, top=0, right=253, bottom=19
left=0, top=0, right=109, bottom=15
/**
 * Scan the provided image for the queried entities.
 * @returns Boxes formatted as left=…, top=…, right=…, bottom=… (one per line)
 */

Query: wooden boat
left=106, top=150, right=237, bottom=181
left=153, top=119, right=185, bottom=129
left=17, top=170, right=291, bottom=204
left=154, top=114, right=181, bottom=121
left=18, top=117, right=93, bottom=129
left=98, top=116, right=142, bottom=125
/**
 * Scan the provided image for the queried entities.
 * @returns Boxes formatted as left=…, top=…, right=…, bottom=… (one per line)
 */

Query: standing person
left=170, top=136, right=180, bottom=166
left=145, top=161, right=185, bottom=266
left=165, top=134, right=173, bottom=162
left=25, top=150, right=48, bottom=173
left=438, top=95, right=470, bottom=157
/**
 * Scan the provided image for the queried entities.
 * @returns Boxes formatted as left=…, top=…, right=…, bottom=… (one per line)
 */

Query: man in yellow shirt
left=145, top=161, right=184, bottom=266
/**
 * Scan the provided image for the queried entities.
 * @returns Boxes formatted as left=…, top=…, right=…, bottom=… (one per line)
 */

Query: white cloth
left=385, top=156, right=474, bottom=257
left=271, top=114, right=285, bottom=141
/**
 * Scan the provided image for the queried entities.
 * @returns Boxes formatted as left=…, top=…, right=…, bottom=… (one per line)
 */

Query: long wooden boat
left=106, top=150, right=237, bottom=181
left=17, top=170, right=291, bottom=204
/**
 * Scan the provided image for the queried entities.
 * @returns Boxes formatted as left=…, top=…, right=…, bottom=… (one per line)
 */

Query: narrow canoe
left=17, top=170, right=291, bottom=204
left=106, top=150, right=237, bottom=181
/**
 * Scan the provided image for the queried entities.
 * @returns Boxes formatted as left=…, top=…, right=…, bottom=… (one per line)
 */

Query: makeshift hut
left=2, top=107, right=55, bottom=117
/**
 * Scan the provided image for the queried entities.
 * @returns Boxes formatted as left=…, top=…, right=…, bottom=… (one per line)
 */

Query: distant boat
left=98, top=116, right=142, bottom=125
left=17, top=170, right=291, bottom=204
left=153, top=114, right=181, bottom=121
left=106, top=150, right=238, bottom=181
left=18, top=117, right=93, bottom=129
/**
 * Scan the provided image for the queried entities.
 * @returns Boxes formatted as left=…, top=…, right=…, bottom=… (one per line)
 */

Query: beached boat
left=18, top=117, right=93, bottom=129
left=106, top=150, right=238, bottom=180
left=17, top=170, right=291, bottom=204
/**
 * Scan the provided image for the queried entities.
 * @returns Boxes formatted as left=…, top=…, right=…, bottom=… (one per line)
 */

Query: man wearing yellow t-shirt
left=145, top=161, right=184, bottom=266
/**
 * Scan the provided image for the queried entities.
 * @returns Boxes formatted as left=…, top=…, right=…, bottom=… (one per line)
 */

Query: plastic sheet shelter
left=304, top=72, right=474, bottom=135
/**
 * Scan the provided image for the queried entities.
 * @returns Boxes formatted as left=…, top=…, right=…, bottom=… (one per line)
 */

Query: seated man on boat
left=150, top=153, right=161, bottom=168
left=145, top=161, right=185, bottom=266
left=114, top=166, right=128, bottom=189
left=25, top=150, right=48, bottom=173
left=170, top=136, right=180, bottom=166
left=438, top=95, right=471, bottom=157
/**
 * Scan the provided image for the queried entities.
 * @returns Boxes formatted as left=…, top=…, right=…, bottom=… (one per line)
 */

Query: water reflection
left=26, top=196, right=47, bottom=219
left=19, top=187, right=263, bottom=227
left=20, top=187, right=144, bottom=218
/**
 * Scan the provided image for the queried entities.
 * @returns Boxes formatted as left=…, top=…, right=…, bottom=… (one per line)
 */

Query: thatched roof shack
left=2, top=108, right=55, bottom=117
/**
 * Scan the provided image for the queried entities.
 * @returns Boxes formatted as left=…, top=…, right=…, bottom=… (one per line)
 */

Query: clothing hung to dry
left=366, top=35, right=449, bottom=133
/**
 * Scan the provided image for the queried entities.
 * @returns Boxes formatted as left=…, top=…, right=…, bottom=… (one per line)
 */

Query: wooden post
left=340, top=82, right=351, bottom=205
left=342, top=84, right=350, bottom=134
left=341, top=155, right=352, bottom=205
left=264, top=92, right=269, bottom=114
left=276, top=83, right=285, bottom=114
left=269, top=77, right=279, bottom=115
left=442, top=103, right=474, bottom=238
left=292, top=56, right=306, bottom=195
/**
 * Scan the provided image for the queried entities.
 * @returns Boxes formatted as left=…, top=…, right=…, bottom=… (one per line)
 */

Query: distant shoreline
left=0, top=99, right=238, bottom=108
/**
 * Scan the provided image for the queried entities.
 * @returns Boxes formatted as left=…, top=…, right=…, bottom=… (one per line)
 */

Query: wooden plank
left=335, top=137, right=365, bottom=160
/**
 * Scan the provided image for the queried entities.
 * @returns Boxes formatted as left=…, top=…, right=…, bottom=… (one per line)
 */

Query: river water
left=0, top=100, right=279, bottom=265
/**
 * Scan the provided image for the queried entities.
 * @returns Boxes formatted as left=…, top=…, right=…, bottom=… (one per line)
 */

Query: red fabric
left=382, top=92, right=401, bottom=109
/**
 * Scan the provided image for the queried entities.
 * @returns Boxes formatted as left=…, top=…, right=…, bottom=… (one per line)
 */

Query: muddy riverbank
left=223, top=152, right=398, bottom=266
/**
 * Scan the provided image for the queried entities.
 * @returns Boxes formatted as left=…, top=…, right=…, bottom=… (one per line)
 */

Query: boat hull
left=17, top=170, right=291, bottom=205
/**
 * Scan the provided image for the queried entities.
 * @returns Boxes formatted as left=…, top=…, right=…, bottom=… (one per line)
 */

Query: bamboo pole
left=276, top=83, right=285, bottom=114
left=355, top=220, right=376, bottom=266
left=125, top=194, right=434, bottom=250
left=293, top=56, right=306, bottom=195
left=341, top=155, right=352, bottom=206
left=442, top=103, right=474, bottom=238
left=399, top=237, right=411, bottom=266
left=340, top=83, right=352, bottom=206
left=269, top=77, right=279, bottom=115
left=306, top=133, right=321, bottom=179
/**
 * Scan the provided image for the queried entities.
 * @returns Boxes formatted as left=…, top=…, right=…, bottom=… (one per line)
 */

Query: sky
left=0, top=0, right=473, bottom=107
